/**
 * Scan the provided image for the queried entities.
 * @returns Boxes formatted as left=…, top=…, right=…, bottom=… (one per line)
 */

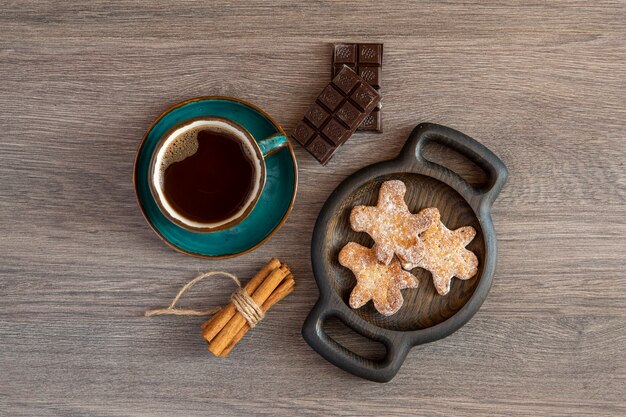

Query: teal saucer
left=133, top=97, right=298, bottom=258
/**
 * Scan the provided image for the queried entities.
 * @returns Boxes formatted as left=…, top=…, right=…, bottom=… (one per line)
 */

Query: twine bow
left=144, top=271, right=265, bottom=327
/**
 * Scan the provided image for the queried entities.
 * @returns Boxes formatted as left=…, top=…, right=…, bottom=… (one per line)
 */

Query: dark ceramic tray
left=302, top=123, right=507, bottom=382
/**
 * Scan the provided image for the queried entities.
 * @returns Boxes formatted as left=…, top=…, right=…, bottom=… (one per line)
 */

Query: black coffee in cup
left=163, top=128, right=256, bottom=223
left=151, top=119, right=265, bottom=231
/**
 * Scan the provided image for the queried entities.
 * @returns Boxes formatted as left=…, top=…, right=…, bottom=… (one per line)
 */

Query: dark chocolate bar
left=332, top=43, right=383, bottom=132
left=291, top=66, right=382, bottom=165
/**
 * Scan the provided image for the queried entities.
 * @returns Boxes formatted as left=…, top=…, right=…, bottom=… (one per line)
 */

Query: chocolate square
left=358, top=44, right=382, bottom=64
left=305, top=102, right=330, bottom=128
left=358, top=66, right=381, bottom=88
left=351, top=84, right=378, bottom=110
left=322, top=118, right=348, bottom=145
left=318, top=85, right=344, bottom=111
left=306, top=135, right=335, bottom=164
left=291, top=121, right=315, bottom=146
left=336, top=101, right=361, bottom=129
left=359, top=108, right=382, bottom=132
left=333, top=67, right=360, bottom=94
left=334, top=44, right=356, bottom=64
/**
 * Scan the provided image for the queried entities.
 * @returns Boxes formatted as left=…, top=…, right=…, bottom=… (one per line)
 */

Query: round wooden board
left=303, top=123, right=508, bottom=382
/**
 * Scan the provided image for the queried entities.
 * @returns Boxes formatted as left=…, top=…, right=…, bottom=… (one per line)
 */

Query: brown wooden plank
left=0, top=0, right=624, bottom=415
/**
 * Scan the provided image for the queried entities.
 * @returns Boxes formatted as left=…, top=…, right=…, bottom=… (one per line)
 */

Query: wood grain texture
left=0, top=0, right=624, bottom=415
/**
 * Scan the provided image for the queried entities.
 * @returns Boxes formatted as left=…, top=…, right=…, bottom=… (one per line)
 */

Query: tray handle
left=402, top=123, right=508, bottom=208
left=302, top=299, right=410, bottom=383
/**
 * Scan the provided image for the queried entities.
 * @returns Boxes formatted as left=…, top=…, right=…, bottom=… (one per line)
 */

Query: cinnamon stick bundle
left=201, top=258, right=294, bottom=357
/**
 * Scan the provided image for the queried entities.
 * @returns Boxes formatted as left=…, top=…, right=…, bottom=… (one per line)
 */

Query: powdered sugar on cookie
left=350, top=180, right=436, bottom=267
left=338, top=242, right=419, bottom=316
left=407, top=209, right=478, bottom=295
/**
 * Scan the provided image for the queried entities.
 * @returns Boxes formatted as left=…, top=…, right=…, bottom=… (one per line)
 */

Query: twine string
left=231, top=287, right=265, bottom=327
left=144, top=271, right=264, bottom=326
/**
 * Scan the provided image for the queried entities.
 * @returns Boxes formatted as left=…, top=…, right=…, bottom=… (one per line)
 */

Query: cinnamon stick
left=220, top=275, right=295, bottom=357
left=201, top=258, right=281, bottom=342
left=208, top=264, right=290, bottom=356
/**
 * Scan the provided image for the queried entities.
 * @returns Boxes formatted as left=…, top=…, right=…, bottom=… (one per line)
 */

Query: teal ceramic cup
left=134, top=96, right=297, bottom=259
left=148, top=116, right=289, bottom=232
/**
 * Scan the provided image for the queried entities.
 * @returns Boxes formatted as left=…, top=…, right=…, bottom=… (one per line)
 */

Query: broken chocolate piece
left=291, top=66, right=381, bottom=165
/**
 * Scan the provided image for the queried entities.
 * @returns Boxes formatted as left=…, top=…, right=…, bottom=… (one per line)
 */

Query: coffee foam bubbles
left=157, top=127, right=200, bottom=187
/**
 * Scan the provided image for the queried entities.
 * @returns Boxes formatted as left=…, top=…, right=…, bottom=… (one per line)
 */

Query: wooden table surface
left=1, top=1, right=625, bottom=416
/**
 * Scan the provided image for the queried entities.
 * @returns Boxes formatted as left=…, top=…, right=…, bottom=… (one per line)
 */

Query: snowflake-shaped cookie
left=338, top=242, right=419, bottom=316
left=406, top=209, right=479, bottom=295
left=350, top=180, right=437, bottom=266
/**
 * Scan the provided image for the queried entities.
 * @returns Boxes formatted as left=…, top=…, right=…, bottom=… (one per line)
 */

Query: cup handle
left=258, top=133, right=289, bottom=158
